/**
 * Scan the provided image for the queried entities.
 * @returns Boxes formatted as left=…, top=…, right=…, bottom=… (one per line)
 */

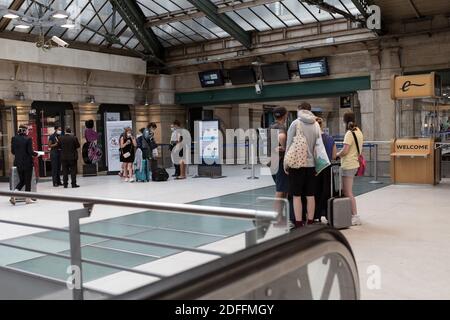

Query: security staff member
left=58, top=127, right=80, bottom=188
left=48, top=126, right=62, bottom=187
left=10, top=125, right=37, bottom=205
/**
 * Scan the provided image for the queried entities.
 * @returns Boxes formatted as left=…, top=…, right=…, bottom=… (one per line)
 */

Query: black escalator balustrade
left=115, top=226, right=360, bottom=300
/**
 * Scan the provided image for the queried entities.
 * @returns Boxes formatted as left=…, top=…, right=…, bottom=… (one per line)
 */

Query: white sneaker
left=351, top=215, right=362, bottom=226
left=124, top=178, right=129, bottom=182
left=129, top=177, right=135, bottom=183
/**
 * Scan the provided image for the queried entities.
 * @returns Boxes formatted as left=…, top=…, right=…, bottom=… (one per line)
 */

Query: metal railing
left=0, top=190, right=280, bottom=300
left=335, top=140, right=391, bottom=183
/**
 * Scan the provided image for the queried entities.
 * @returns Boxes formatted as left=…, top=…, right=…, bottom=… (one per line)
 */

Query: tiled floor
left=0, top=167, right=390, bottom=297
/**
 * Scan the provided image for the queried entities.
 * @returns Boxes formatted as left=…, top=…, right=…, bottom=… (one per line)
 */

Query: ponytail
left=347, top=121, right=357, bottom=131
left=343, top=112, right=357, bottom=131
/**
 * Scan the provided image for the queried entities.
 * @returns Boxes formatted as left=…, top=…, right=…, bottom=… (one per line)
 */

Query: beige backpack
left=284, top=121, right=308, bottom=169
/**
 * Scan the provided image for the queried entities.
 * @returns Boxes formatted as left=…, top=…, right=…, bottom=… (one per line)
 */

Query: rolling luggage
left=152, top=167, right=169, bottom=182
left=9, top=166, right=37, bottom=202
left=135, top=159, right=150, bottom=182
left=327, top=164, right=352, bottom=229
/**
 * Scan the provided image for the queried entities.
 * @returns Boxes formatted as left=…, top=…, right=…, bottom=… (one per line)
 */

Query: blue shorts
left=272, top=159, right=289, bottom=193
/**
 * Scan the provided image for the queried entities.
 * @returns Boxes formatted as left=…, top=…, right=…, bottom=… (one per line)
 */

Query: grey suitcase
left=9, top=166, right=37, bottom=201
left=327, top=165, right=352, bottom=229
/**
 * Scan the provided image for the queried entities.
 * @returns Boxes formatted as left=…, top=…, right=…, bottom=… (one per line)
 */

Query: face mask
left=297, top=111, right=301, bottom=118
left=56, top=130, right=62, bottom=135
left=171, top=127, right=175, bottom=132
left=127, top=133, right=132, bottom=138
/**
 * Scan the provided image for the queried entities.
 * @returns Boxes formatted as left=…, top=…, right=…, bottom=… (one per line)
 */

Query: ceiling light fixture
left=3, top=12, right=19, bottom=19
left=0, top=4, right=75, bottom=42
left=61, top=21, right=75, bottom=29
left=52, top=10, right=69, bottom=19
left=15, top=24, right=31, bottom=29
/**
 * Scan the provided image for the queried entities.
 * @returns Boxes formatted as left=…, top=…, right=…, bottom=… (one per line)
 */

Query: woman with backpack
left=336, top=112, right=364, bottom=226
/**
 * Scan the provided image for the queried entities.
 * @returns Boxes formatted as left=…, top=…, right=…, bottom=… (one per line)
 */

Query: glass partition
left=397, top=98, right=450, bottom=139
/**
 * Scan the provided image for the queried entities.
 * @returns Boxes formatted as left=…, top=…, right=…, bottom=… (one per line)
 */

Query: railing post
left=369, top=143, right=383, bottom=184
left=68, top=205, right=92, bottom=300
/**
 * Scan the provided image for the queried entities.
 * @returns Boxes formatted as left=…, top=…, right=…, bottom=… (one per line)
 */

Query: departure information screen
left=298, top=57, right=329, bottom=78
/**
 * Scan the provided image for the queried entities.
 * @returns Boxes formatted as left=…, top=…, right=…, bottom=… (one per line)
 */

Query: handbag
left=314, top=127, right=331, bottom=175
left=123, top=152, right=131, bottom=159
left=284, top=121, right=308, bottom=170
left=351, top=130, right=366, bottom=176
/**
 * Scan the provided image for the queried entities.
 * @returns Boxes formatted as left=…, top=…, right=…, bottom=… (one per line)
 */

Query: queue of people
left=272, top=102, right=364, bottom=228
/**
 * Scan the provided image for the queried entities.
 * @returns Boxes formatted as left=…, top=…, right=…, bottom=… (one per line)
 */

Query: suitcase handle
left=330, top=164, right=342, bottom=197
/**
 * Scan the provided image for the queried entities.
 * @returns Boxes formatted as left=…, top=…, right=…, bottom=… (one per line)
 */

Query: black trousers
left=62, top=160, right=77, bottom=186
left=15, top=167, right=33, bottom=192
left=50, top=150, right=62, bottom=185
left=174, top=164, right=180, bottom=176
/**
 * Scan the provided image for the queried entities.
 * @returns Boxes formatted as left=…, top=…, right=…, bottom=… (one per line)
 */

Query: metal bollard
left=369, top=144, right=383, bottom=184
left=243, top=141, right=251, bottom=170
left=248, top=144, right=259, bottom=180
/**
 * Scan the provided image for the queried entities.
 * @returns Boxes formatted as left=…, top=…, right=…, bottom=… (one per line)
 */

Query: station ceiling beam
left=350, top=0, right=371, bottom=19
left=0, top=0, right=26, bottom=32
left=145, top=0, right=280, bottom=27
left=185, top=0, right=253, bottom=49
left=302, top=0, right=364, bottom=23
left=109, top=0, right=164, bottom=63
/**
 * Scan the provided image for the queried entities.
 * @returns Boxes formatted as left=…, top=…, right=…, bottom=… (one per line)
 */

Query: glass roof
left=140, top=0, right=361, bottom=47
left=0, top=0, right=361, bottom=53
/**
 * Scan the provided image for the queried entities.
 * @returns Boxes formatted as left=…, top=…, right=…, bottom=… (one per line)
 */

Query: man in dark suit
left=48, top=126, right=62, bottom=187
left=58, top=127, right=80, bottom=188
left=10, top=125, right=37, bottom=205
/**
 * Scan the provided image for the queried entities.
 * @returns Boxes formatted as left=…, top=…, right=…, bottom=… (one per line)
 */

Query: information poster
left=105, top=120, right=132, bottom=172
left=198, top=120, right=220, bottom=165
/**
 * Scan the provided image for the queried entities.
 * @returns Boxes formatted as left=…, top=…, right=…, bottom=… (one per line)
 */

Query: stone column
left=357, top=44, right=402, bottom=177
left=73, top=102, right=100, bottom=172
left=231, top=104, right=250, bottom=129
left=130, top=104, right=150, bottom=133
left=249, top=106, right=264, bottom=129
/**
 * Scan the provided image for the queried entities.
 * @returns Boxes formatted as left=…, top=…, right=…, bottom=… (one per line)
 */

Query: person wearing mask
left=58, top=127, right=81, bottom=188
left=285, top=102, right=321, bottom=228
left=120, top=127, right=137, bottom=182
left=48, top=126, right=62, bottom=187
left=10, top=125, right=38, bottom=205
left=314, top=117, right=337, bottom=222
left=270, top=107, right=289, bottom=213
left=170, top=120, right=181, bottom=178
left=336, top=111, right=364, bottom=226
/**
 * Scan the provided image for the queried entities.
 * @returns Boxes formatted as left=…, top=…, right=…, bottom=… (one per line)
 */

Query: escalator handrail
left=114, top=226, right=359, bottom=300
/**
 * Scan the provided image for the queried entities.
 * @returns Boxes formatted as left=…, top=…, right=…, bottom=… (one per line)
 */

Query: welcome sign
left=393, top=139, right=432, bottom=156
left=391, top=72, right=441, bottom=100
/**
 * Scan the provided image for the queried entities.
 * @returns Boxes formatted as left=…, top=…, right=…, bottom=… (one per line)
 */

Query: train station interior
left=0, top=0, right=449, bottom=301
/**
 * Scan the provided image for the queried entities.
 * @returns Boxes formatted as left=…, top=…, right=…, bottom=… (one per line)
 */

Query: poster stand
left=193, top=120, right=226, bottom=179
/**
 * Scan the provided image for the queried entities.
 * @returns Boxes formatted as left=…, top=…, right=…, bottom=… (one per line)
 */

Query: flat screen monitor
left=229, top=68, right=256, bottom=85
left=261, top=62, right=290, bottom=82
left=198, top=70, right=224, bottom=87
left=298, top=57, right=329, bottom=78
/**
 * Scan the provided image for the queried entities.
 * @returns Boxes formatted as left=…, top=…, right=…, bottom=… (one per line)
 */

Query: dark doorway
left=31, top=101, right=74, bottom=178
